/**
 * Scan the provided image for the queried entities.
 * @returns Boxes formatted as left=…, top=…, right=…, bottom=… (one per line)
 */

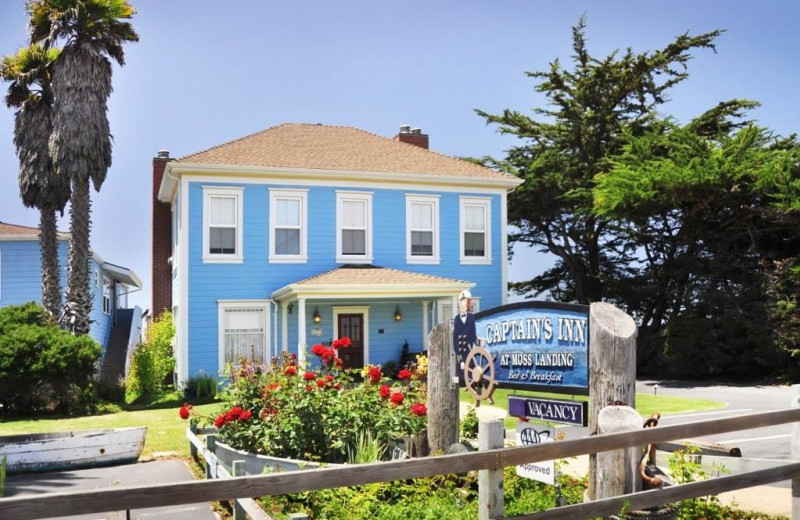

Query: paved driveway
left=4, top=459, right=218, bottom=520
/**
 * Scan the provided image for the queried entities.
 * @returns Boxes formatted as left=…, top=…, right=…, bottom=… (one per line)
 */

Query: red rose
left=214, top=414, right=226, bottom=428
left=317, top=379, right=326, bottom=387
left=397, top=369, right=412, bottom=380
left=333, top=382, right=342, bottom=390
left=269, top=382, right=281, bottom=391
left=230, top=406, right=243, bottom=418
left=379, top=385, right=391, bottom=398
left=305, top=385, right=314, bottom=392
left=311, top=344, right=326, bottom=356
left=303, top=371, right=316, bottom=381
left=368, top=366, right=382, bottom=383
left=239, top=410, right=253, bottom=421
left=332, top=337, right=352, bottom=349
left=179, top=404, right=192, bottom=420
left=411, top=403, right=427, bottom=416
left=284, top=366, right=297, bottom=376
left=335, top=358, right=344, bottom=368
left=326, top=375, right=335, bottom=382
left=390, top=392, right=405, bottom=405
left=322, top=351, right=335, bottom=365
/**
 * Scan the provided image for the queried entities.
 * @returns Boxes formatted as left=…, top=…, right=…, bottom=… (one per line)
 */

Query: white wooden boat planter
left=0, top=427, right=147, bottom=474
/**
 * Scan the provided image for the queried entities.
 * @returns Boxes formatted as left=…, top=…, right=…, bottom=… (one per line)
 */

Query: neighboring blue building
left=153, top=124, right=522, bottom=383
left=0, top=221, right=143, bottom=379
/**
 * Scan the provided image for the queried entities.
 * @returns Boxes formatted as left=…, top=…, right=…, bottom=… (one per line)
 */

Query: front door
left=337, top=313, right=364, bottom=369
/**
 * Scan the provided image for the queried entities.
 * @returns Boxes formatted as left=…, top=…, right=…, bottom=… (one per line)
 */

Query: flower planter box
left=214, top=439, right=342, bottom=475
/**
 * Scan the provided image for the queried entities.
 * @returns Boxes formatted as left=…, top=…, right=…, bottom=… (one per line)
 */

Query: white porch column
left=421, top=300, right=429, bottom=349
left=281, top=302, right=289, bottom=353
left=451, top=295, right=458, bottom=320
left=297, top=297, right=307, bottom=366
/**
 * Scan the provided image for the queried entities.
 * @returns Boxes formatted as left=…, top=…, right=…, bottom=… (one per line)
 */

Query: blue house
left=152, top=124, right=522, bottom=383
left=0, top=221, right=143, bottom=379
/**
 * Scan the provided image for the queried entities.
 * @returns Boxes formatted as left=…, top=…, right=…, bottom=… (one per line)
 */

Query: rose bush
left=181, top=338, right=427, bottom=463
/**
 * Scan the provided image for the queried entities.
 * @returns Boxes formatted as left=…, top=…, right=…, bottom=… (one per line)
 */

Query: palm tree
left=27, top=0, right=139, bottom=334
left=1, top=44, right=70, bottom=318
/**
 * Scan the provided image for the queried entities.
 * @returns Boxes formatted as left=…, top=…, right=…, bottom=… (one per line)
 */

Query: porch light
left=394, top=306, right=403, bottom=322
left=313, top=307, right=322, bottom=324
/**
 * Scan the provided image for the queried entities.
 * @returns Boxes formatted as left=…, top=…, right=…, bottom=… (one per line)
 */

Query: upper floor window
left=336, top=191, right=372, bottom=263
left=406, top=194, right=440, bottom=264
left=460, top=197, right=492, bottom=264
left=269, top=189, right=308, bottom=263
left=203, top=186, right=244, bottom=263
left=102, top=276, right=111, bottom=315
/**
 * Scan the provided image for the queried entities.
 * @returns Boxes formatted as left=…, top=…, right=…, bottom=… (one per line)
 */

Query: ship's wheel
left=464, top=346, right=496, bottom=403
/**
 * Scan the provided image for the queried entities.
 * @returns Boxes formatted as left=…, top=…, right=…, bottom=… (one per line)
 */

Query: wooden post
left=232, top=460, right=246, bottom=520
left=427, top=321, right=459, bottom=454
left=189, top=423, right=198, bottom=459
left=792, top=384, right=800, bottom=520
left=596, top=404, right=641, bottom=499
left=205, top=434, right=217, bottom=480
left=478, top=419, right=504, bottom=520
left=587, top=302, right=637, bottom=501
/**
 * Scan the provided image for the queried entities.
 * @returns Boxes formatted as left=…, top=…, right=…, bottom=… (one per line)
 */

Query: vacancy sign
left=516, top=422, right=555, bottom=485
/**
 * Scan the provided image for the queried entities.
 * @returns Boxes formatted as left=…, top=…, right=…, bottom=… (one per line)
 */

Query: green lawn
left=459, top=387, right=724, bottom=429
left=0, top=402, right=219, bottom=458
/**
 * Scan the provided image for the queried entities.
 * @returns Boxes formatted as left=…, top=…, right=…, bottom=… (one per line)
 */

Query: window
left=336, top=191, right=372, bottom=263
left=406, top=194, right=440, bottom=263
left=203, top=187, right=244, bottom=263
left=269, top=189, right=308, bottom=263
left=218, top=302, right=270, bottom=369
left=460, top=197, right=492, bottom=264
left=94, top=267, right=100, bottom=288
left=102, top=276, right=111, bottom=315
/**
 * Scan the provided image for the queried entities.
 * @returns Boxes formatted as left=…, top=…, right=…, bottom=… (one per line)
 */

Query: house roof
left=159, top=123, right=522, bottom=200
left=0, top=221, right=69, bottom=240
left=271, top=265, right=474, bottom=301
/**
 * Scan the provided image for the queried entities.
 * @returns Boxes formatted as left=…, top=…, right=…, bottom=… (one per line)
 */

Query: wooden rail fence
left=2, top=406, right=800, bottom=519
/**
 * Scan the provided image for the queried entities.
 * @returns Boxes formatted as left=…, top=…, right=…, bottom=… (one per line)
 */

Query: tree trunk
left=39, top=205, right=63, bottom=318
left=427, top=321, right=459, bottom=454
left=65, top=175, right=92, bottom=335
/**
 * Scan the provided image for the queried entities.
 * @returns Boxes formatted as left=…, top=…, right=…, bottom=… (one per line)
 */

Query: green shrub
left=460, top=406, right=479, bottom=440
left=0, top=302, right=101, bottom=416
left=126, top=310, right=175, bottom=402
left=183, top=371, right=217, bottom=401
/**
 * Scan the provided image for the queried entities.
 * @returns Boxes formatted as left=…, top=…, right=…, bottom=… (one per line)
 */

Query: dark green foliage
left=460, top=406, right=479, bottom=440
left=0, top=302, right=100, bottom=416
left=183, top=371, right=217, bottom=401
left=399, top=339, right=413, bottom=368
left=126, top=310, right=175, bottom=402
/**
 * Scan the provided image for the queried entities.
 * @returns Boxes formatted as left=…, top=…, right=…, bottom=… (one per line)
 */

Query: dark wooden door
left=338, top=314, right=364, bottom=369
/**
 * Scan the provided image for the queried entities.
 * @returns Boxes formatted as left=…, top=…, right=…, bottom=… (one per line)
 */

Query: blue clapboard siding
left=186, top=181, right=505, bottom=377
left=0, top=239, right=122, bottom=352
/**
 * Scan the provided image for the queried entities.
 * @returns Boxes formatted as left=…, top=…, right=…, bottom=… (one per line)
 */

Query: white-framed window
left=102, top=276, right=111, bottom=315
left=336, top=191, right=373, bottom=263
left=218, top=301, right=270, bottom=370
left=203, top=186, right=244, bottom=263
left=405, top=194, right=440, bottom=264
left=460, top=197, right=492, bottom=264
left=94, top=267, right=100, bottom=288
left=269, top=188, right=308, bottom=263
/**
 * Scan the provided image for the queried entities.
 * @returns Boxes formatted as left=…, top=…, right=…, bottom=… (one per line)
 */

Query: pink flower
left=379, top=385, right=391, bottom=399
left=390, top=392, right=405, bottom=405
left=410, top=403, right=427, bottom=417
left=397, top=369, right=412, bottom=380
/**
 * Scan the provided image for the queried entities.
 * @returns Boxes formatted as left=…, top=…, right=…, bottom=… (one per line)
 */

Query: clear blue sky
left=1, top=0, right=799, bottom=311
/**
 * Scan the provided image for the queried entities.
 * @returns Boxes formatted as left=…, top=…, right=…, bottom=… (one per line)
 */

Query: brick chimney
left=152, top=150, right=173, bottom=319
left=395, top=125, right=429, bottom=149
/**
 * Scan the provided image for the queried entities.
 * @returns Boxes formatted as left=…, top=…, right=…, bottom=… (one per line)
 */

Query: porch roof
left=271, top=265, right=473, bottom=301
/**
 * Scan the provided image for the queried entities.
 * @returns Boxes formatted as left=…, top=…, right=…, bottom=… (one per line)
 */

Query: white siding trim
left=459, top=196, right=492, bottom=265
left=501, top=190, right=509, bottom=304
left=179, top=176, right=190, bottom=384
left=405, top=194, right=440, bottom=264
left=268, top=188, right=308, bottom=263
left=202, top=186, right=244, bottom=264
left=335, top=191, right=373, bottom=264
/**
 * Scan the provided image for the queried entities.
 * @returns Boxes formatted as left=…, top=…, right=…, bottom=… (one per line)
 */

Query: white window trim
left=172, top=195, right=180, bottom=274
left=217, top=300, right=272, bottom=373
left=94, top=267, right=100, bottom=288
left=405, top=194, right=440, bottom=264
left=268, top=188, right=308, bottom=263
left=202, top=186, right=244, bottom=264
left=459, top=196, right=492, bottom=265
left=332, top=306, right=370, bottom=365
left=335, top=191, right=373, bottom=264
left=102, top=276, right=111, bottom=315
